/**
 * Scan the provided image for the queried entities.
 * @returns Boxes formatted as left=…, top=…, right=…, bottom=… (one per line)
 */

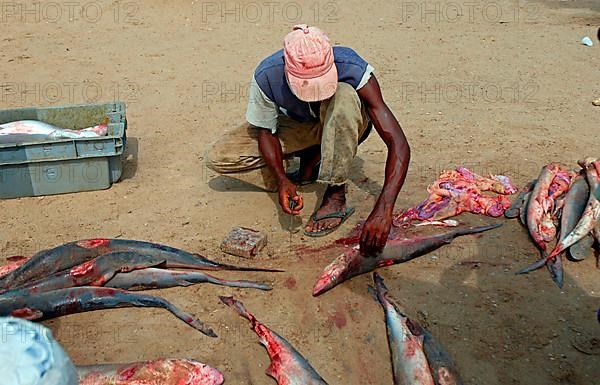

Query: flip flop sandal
left=286, top=162, right=320, bottom=186
left=304, top=207, right=356, bottom=237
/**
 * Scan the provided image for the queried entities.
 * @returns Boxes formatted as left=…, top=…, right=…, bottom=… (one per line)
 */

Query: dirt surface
left=1, top=1, right=599, bottom=384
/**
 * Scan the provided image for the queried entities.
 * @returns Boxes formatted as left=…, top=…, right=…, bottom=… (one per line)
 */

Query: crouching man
left=205, top=24, right=410, bottom=255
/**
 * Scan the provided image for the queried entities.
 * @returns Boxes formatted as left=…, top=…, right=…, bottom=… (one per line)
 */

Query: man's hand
left=278, top=178, right=303, bottom=215
left=256, top=129, right=304, bottom=215
left=360, top=204, right=392, bottom=256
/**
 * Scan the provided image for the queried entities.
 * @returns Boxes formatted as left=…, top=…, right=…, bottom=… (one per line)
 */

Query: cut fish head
left=312, top=246, right=360, bottom=296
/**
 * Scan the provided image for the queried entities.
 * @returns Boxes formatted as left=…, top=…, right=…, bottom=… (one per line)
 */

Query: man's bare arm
left=357, top=75, right=411, bottom=254
left=257, top=128, right=303, bottom=214
left=257, top=129, right=287, bottom=182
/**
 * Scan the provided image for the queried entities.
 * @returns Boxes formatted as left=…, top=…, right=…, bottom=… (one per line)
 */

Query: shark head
left=312, top=246, right=361, bottom=296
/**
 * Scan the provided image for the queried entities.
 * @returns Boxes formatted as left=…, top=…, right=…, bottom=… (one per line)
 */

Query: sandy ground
left=1, top=0, right=599, bottom=384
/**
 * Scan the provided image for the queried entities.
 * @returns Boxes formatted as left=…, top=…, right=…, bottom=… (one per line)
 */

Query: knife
left=288, top=197, right=297, bottom=243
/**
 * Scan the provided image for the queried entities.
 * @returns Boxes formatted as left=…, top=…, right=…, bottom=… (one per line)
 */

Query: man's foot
left=287, top=145, right=321, bottom=184
left=305, top=185, right=350, bottom=234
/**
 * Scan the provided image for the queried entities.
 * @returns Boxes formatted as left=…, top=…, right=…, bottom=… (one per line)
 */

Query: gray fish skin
left=0, top=252, right=165, bottom=297
left=421, top=329, right=464, bottom=385
left=313, top=224, right=501, bottom=296
left=562, top=174, right=593, bottom=261
left=519, top=191, right=532, bottom=226
left=0, top=286, right=216, bottom=337
left=372, top=273, right=436, bottom=385
left=0, top=240, right=110, bottom=289
left=220, top=296, right=327, bottom=385
left=505, top=179, right=536, bottom=219
left=105, top=268, right=272, bottom=291
left=371, top=273, right=463, bottom=385
left=505, top=190, right=527, bottom=219
left=0, top=238, right=282, bottom=289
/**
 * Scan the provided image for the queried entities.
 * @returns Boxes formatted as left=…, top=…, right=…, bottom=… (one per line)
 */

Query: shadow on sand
left=121, top=136, right=138, bottom=181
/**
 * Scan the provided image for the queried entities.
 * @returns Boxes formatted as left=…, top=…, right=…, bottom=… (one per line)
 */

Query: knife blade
left=288, top=198, right=297, bottom=243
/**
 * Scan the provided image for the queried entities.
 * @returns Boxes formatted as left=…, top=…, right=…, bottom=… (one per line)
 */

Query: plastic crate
left=0, top=102, right=127, bottom=199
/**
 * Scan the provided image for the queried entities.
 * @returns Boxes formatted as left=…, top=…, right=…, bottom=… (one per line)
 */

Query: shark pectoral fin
left=119, top=258, right=167, bottom=274
left=121, top=257, right=166, bottom=271
left=145, top=257, right=167, bottom=268
left=12, top=307, right=43, bottom=320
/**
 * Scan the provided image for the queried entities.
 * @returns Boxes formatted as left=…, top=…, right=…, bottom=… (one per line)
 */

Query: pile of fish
left=0, top=238, right=279, bottom=337
left=313, top=224, right=501, bottom=296
left=77, top=359, right=224, bottom=385
left=394, top=166, right=517, bottom=225
left=371, top=273, right=463, bottom=385
left=0, top=119, right=108, bottom=144
left=510, top=158, right=600, bottom=287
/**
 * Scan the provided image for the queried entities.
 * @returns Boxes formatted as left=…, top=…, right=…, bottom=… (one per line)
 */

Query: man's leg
left=291, top=119, right=372, bottom=184
left=305, top=83, right=370, bottom=234
left=286, top=145, right=321, bottom=183
left=204, top=120, right=320, bottom=192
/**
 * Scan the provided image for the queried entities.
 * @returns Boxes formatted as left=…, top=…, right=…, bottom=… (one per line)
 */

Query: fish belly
left=387, top=312, right=435, bottom=385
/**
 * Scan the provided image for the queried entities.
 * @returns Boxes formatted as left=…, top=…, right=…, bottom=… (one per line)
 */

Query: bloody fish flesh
left=219, top=296, right=327, bottom=385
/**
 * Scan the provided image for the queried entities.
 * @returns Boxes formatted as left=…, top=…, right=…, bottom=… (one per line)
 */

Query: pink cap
left=283, top=24, right=338, bottom=102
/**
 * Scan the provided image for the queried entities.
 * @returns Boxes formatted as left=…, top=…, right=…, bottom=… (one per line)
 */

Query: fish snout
left=312, top=274, right=337, bottom=296
left=312, top=259, right=348, bottom=296
left=313, top=247, right=363, bottom=296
